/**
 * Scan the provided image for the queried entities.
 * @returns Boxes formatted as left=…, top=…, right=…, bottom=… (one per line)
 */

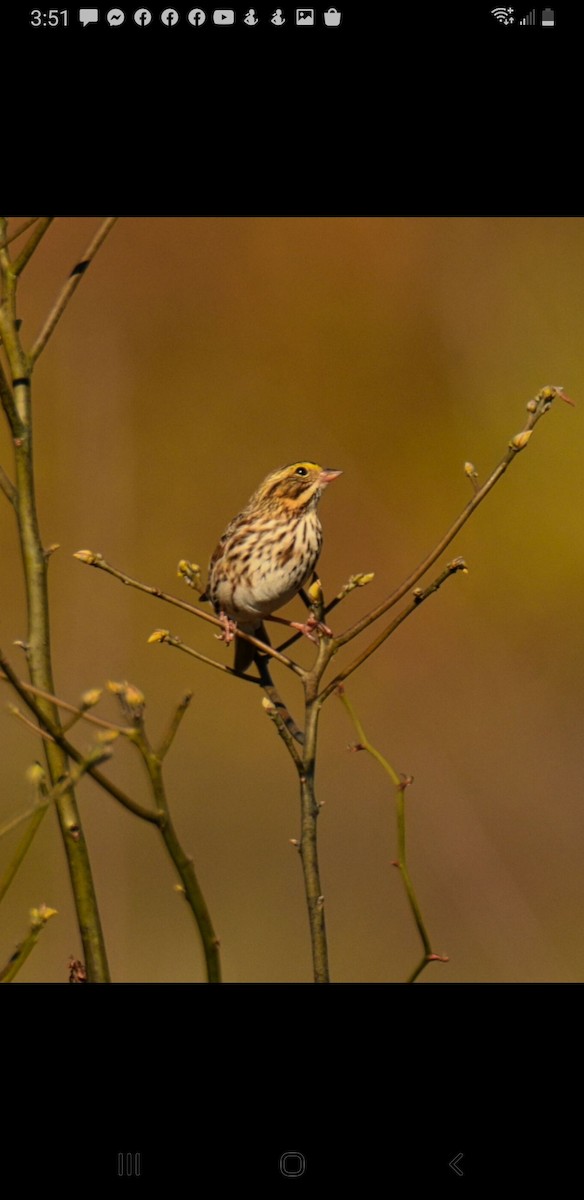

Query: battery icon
left=541, top=7, right=555, bottom=24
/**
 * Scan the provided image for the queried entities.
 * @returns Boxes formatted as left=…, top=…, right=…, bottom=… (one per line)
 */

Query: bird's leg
left=290, top=616, right=333, bottom=640
left=265, top=612, right=333, bottom=643
left=295, top=574, right=333, bottom=638
left=215, top=611, right=237, bottom=645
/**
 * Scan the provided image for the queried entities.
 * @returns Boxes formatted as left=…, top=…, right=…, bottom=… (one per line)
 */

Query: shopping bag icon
left=324, top=7, right=341, bottom=25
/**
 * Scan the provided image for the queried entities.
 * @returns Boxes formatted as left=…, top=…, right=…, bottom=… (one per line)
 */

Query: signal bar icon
left=519, top=8, right=536, bottom=22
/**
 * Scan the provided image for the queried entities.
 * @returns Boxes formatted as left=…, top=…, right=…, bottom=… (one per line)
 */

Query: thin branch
left=0, top=904, right=58, bottom=983
left=0, top=362, right=18, bottom=434
left=148, top=629, right=264, bottom=682
left=0, top=673, right=132, bottom=734
left=297, top=699, right=329, bottom=982
left=0, top=651, right=160, bottom=823
left=3, top=657, right=221, bottom=983
left=0, top=464, right=17, bottom=506
left=1, top=223, right=111, bottom=981
left=319, top=558, right=467, bottom=703
left=275, top=573, right=375, bottom=655
left=12, top=218, right=54, bottom=276
left=8, top=704, right=56, bottom=741
left=262, top=697, right=303, bottom=768
left=156, top=691, right=193, bottom=759
left=256, top=652, right=305, bottom=746
left=73, top=549, right=304, bottom=675
left=338, top=687, right=448, bottom=982
left=4, top=217, right=43, bottom=247
left=29, top=218, right=118, bottom=363
left=126, top=721, right=222, bottom=983
left=0, top=749, right=112, bottom=905
left=335, top=386, right=573, bottom=649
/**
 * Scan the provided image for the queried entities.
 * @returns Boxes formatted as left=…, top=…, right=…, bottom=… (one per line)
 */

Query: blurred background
left=1, top=216, right=583, bottom=982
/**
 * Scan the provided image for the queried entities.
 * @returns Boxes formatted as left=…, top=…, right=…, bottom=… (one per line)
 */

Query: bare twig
left=319, top=558, right=467, bottom=703
left=262, top=697, right=303, bottom=768
left=3, top=217, right=43, bottom=248
left=74, top=550, right=303, bottom=675
left=0, top=464, right=16, bottom=506
left=338, top=687, right=448, bottom=982
left=30, top=218, right=118, bottom=362
left=156, top=691, right=193, bottom=760
left=0, top=651, right=159, bottom=823
left=0, top=673, right=132, bottom=735
left=12, top=218, right=54, bottom=276
left=335, top=386, right=573, bottom=648
left=0, top=748, right=112, bottom=906
left=108, top=685, right=222, bottom=984
left=1, top=217, right=113, bottom=980
left=148, top=629, right=264, bottom=682
left=256, top=652, right=305, bottom=745
left=0, top=904, right=58, bottom=983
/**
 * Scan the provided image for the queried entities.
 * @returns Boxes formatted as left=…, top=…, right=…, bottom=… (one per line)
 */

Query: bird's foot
left=215, top=612, right=237, bottom=645
left=289, top=616, right=333, bottom=643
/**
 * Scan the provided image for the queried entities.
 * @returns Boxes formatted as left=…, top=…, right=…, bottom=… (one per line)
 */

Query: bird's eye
left=295, top=466, right=308, bottom=477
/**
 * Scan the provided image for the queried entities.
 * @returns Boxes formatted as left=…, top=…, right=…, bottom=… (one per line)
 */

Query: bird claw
left=215, top=612, right=237, bottom=645
left=290, top=616, right=333, bottom=643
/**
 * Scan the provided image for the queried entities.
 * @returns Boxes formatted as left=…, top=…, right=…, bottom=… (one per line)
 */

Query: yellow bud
left=353, top=572, right=375, bottom=586
left=80, top=688, right=102, bottom=708
left=526, top=398, right=538, bottom=413
left=25, top=763, right=46, bottom=785
left=177, top=560, right=203, bottom=590
left=261, top=697, right=276, bottom=713
left=511, top=430, right=533, bottom=450
left=73, top=549, right=100, bottom=564
left=96, top=729, right=120, bottom=744
left=148, top=629, right=169, bottom=644
left=30, top=904, right=58, bottom=926
left=125, top=685, right=145, bottom=709
left=307, top=579, right=323, bottom=604
left=464, top=461, right=477, bottom=477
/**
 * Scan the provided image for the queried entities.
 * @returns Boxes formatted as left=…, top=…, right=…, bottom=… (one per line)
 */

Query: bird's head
left=254, top=462, right=342, bottom=513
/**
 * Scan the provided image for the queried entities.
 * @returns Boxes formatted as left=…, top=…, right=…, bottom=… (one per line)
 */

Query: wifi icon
left=491, top=6, right=515, bottom=21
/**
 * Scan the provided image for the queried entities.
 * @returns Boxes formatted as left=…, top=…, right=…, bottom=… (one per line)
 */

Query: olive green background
left=1, top=217, right=583, bottom=982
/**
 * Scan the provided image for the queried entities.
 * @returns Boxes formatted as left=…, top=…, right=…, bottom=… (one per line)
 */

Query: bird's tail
left=234, top=621, right=270, bottom=673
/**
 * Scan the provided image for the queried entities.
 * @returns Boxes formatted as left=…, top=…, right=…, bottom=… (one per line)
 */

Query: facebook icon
left=188, top=7, right=206, bottom=23
left=161, top=8, right=179, bottom=23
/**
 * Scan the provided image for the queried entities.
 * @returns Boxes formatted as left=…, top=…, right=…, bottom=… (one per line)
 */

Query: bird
left=200, top=461, right=342, bottom=672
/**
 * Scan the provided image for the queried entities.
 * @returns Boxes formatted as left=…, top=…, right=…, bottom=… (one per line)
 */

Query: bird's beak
left=318, top=468, right=343, bottom=487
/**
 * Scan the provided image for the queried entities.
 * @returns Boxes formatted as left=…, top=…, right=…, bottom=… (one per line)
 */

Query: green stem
left=0, top=904, right=58, bottom=983
left=159, top=808, right=222, bottom=983
left=12, top=218, right=53, bottom=275
left=0, top=806, right=49, bottom=905
left=299, top=700, right=329, bottom=982
left=0, top=227, right=110, bottom=981
left=0, top=749, right=112, bottom=905
left=134, top=731, right=222, bottom=983
left=338, top=688, right=448, bottom=982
